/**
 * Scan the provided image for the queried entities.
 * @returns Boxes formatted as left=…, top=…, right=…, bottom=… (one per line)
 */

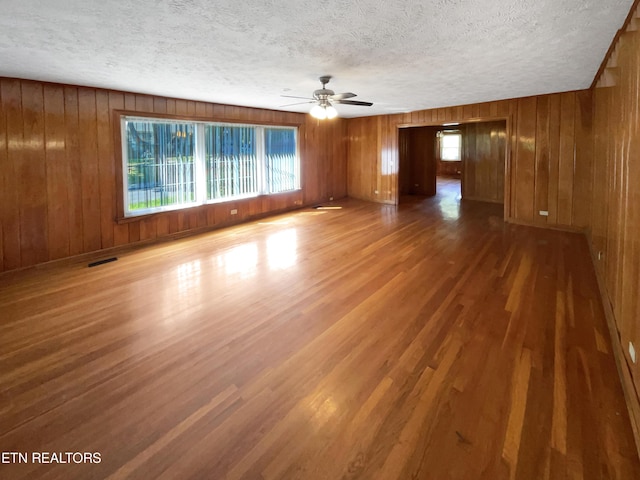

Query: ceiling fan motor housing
left=313, top=88, right=334, bottom=104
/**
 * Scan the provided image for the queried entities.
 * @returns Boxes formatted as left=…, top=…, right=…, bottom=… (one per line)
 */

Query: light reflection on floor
left=437, top=177, right=462, bottom=221
left=176, top=259, right=202, bottom=295
left=267, top=228, right=297, bottom=270
left=217, top=242, right=258, bottom=277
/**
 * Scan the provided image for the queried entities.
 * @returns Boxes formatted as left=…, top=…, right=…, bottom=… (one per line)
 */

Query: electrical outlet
left=230, top=209, right=238, bottom=215
left=539, top=210, right=549, bottom=217
left=329, top=196, right=333, bottom=201
left=630, top=342, right=637, bottom=364
left=374, top=190, right=379, bottom=195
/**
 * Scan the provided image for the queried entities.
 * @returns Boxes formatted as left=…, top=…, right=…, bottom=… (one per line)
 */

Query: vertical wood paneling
left=78, top=88, right=102, bottom=253
left=0, top=78, right=339, bottom=273
left=187, top=101, right=197, bottom=117
left=534, top=96, right=550, bottom=225
left=514, top=97, right=537, bottom=222
left=547, top=95, right=561, bottom=225
left=398, top=129, right=410, bottom=195
left=1, top=79, right=22, bottom=270
left=590, top=1, right=640, bottom=443
left=166, top=98, right=176, bottom=115
left=96, top=90, right=114, bottom=249
left=347, top=93, right=589, bottom=227
left=109, top=92, right=130, bottom=247
left=328, top=119, right=348, bottom=199
left=462, top=121, right=506, bottom=203
left=124, top=93, right=136, bottom=111
left=153, top=97, right=167, bottom=114
left=64, top=86, right=84, bottom=256
left=403, top=127, right=437, bottom=196
left=44, top=84, right=70, bottom=260
left=0, top=80, right=6, bottom=272
left=20, top=82, right=48, bottom=266
left=136, top=94, right=153, bottom=112
left=463, top=124, right=477, bottom=198
left=572, top=90, right=593, bottom=228
left=558, top=93, right=576, bottom=226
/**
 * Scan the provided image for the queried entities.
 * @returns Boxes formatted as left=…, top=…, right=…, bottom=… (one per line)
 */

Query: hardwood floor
left=1, top=181, right=638, bottom=479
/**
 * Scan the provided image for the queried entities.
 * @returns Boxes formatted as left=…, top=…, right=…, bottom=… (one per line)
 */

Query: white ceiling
left=0, top=0, right=633, bottom=118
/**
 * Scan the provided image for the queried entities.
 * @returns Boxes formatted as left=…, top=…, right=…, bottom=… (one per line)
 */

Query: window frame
left=116, top=112, right=301, bottom=220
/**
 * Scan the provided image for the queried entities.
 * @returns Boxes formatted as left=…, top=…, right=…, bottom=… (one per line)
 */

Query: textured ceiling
left=0, top=0, right=633, bottom=118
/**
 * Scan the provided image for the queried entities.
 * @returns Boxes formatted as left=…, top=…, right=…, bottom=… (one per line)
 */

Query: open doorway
left=398, top=120, right=507, bottom=208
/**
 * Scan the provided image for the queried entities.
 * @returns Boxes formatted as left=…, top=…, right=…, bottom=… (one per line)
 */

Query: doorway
left=398, top=120, right=507, bottom=208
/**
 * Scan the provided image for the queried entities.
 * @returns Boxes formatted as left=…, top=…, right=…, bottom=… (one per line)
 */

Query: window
left=121, top=117, right=299, bottom=217
left=440, top=132, right=462, bottom=161
left=205, top=125, right=258, bottom=200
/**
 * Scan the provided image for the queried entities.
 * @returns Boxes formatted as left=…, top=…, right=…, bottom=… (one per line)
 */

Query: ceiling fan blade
left=279, top=101, right=315, bottom=107
left=336, top=99, right=373, bottom=106
left=330, top=92, right=356, bottom=100
left=280, top=95, right=314, bottom=100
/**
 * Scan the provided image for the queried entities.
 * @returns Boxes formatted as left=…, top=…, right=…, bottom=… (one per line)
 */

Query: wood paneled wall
left=398, top=126, right=438, bottom=196
left=0, top=78, right=347, bottom=273
left=462, top=121, right=506, bottom=204
left=436, top=158, right=461, bottom=177
left=347, top=115, right=398, bottom=205
left=590, top=3, right=640, bottom=416
left=346, top=91, right=593, bottom=230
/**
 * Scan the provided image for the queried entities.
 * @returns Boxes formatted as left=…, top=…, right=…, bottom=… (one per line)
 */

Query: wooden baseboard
left=586, top=233, right=640, bottom=460
left=504, top=217, right=587, bottom=234
left=461, top=195, right=503, bottom=204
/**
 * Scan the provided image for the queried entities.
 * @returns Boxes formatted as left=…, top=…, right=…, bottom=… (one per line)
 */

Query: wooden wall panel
left=534, top=96, right=550, bottom=225
left=44, top=84, right=70, bottom=261
left=547, top=95, right=561, bottom=225
left=3, top=79, right=23, bottom=270
left=20, top=82, right=48, bottom=266
left=0, top=77, right=346, bottom=273
left=78, top=89, right=102, bottom=253
left=398, top=129, right=411, bottom=194
left=108, top=92, right=130, bottom=247
left=399, top=126, right=438, bottom=196
left=436, top=159, right=461, bottom=177
left=558, top=93, right=576, bottom=226
left=514, top=97, right=537, bottom=223
left=0, top=80, right=6, bottom=272
left=347, top=92, right=591, bottom=229
left=64, top=86, right=84, bottom=256
left=590, top=0, right=640, bottom=442
left=572, top=90, right=593, bottom=228
left=348, top=117, right=384, bottom=203
left=464, top=125, right=477, bottom=198
left=462, top=121, right=506, bottom=204
left=96, top=90, right=114, bottom=250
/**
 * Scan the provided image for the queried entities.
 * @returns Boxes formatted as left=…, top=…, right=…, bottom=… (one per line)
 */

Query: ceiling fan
left=281, top=75, right=373, bottom=119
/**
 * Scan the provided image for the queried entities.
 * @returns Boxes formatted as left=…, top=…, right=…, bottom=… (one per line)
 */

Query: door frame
left=396, top=114, right=512, bottom=221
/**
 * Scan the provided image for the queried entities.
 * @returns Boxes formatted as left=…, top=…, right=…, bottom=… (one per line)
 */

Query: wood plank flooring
left=1, top=179, right=638, bottom=479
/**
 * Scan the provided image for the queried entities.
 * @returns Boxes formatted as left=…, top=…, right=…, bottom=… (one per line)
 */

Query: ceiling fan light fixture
left=310, top=104, right=327, bottom=119
left=286, top=76, right=371, bottom=119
